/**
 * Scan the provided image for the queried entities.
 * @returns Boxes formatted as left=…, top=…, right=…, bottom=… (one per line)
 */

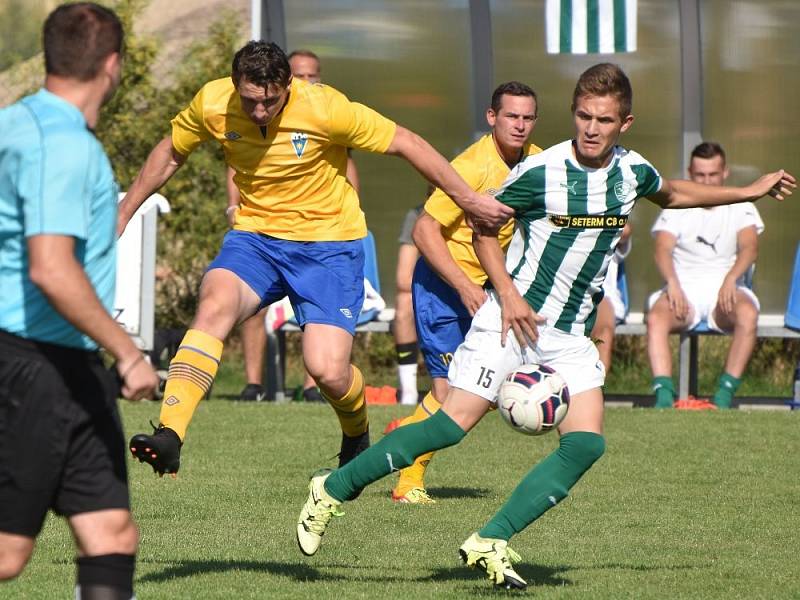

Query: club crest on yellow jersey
left=291, top=132, right=308, bottom=158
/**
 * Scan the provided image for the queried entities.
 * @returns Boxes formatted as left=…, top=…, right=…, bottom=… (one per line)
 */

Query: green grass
left=4, top=401, right=799, bottom=599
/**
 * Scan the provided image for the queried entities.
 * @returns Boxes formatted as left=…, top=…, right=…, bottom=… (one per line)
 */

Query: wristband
left=226, top=205, right=239, bottom=216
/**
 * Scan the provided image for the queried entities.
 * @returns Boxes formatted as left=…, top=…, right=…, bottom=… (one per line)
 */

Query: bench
left=264, top=308, right=799, bottom=404
left=617, top=312, right=800, bottom=400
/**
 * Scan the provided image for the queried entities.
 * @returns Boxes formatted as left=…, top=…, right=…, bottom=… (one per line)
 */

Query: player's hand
left=497, top=289, right=545, bottom=349
left=748, top=170, right=796, bottom=201
left=226, top=205, right=239, bottom=227
left=717, top=276, right=738, bottom=315
left=117, top=354, right=160, bottom=401
left=666, top=281, right=689, bottom=321
left=466, top=193, right=514, bottom=231
left=116, top=210, right=131, bottom=237
left=457, top=282, right=488, bottom=316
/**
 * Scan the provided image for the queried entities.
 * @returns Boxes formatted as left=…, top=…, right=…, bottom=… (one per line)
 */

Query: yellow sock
left=394, top=391, right=442, bottom=496
left=160, top=329, right=223, bottom=441
left=321, top=365, right=368, bottom=437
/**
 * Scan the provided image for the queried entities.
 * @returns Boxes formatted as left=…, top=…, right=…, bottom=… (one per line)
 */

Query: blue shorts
left=412, top=258, right=473, bottom=378
left=208, top=231, right=365, bottom=335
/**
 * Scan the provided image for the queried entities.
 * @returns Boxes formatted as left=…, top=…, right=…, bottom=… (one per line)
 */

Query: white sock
left=398, top=363, right=418, bottom=405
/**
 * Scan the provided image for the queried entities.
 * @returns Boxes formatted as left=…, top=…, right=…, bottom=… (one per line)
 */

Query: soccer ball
left=496, top=364, right=570, bottom=436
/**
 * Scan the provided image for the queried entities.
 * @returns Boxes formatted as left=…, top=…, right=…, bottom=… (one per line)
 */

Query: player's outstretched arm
left=28, top=235, right=159, bottom=400
left=652, top=169, right=796, bottom=209
left=117, top=136, right=186, bottom=235
left=473, top=228, right=543, bottom=348
left=385, top=126, right=513, bottom=229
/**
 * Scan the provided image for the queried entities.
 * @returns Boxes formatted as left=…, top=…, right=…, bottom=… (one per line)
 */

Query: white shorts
left=647, top=278, right=760, bottom=332
left=447, top=292, right=606, bottom=403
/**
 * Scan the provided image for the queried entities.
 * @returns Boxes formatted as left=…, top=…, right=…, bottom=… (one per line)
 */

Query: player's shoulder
left=524, top=141, right=544, bottom=157
left=292, top=78, right=347, bottom=104
left=16, top=91, right=96, bottom=155
left=518, top=139, right=572, bottom=170
left=614, top=145, right=656, bottom=169
left=199, top=77, right=236, bottom=97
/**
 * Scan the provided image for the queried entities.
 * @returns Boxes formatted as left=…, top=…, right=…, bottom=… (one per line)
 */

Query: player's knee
left=0, top=548, right=32, bottom=581
left=646, top=309, right=668, bottom=332
left=116, top=520, right=139, bottom=555
left=735, top=302, right=758, bottom=331
left=309, top=363, right=350, bottom=394
left=560, top=431, right=606, bottom=470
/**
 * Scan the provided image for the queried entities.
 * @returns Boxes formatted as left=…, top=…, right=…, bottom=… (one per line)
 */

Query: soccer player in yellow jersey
left=117, top=41, right=513, bottom=477
left=231, top=48, right=358, bottom=403
left=389, top=82, right=541, bottom=504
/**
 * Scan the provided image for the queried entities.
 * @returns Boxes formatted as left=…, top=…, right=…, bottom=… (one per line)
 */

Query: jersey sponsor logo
left=224, top=131, right=241, bottom=140
left=291, top=132, right=308, bottom=158
left=340, top=308, right=353, bottom=319
left=614, top=181, right=633, bottom=202
left=548, top=214, right=628, bottom=229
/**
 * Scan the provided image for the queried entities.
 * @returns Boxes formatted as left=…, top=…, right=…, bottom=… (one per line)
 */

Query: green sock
left=713, top=372, right=741, bottom=409
left=324, top=409, right=465, bottom=502
left=478, top=432, right=605, bottom=541
left=652, top=376, right=675, bottom=408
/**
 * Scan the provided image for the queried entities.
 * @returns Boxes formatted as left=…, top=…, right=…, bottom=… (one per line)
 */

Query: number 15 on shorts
left=477, top=366, right=495, bottom=389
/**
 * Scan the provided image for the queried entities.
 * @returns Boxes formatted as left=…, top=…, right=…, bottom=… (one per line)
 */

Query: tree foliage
left=96, top=2, right=244, bottom=327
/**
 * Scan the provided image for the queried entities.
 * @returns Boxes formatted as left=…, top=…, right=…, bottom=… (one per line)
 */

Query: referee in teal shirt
left=0, top=4, right=157, bottom=598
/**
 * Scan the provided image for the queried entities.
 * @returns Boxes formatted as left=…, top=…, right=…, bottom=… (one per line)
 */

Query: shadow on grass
left=425, top=486, right=491, bottom=499
left=137, top=559, right=345, bottom=583
left=426, top=563, right=572, bottom=588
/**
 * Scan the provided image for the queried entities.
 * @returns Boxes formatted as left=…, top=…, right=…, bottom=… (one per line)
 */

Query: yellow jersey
left=171, top=78, right=397, bottom=241
left=424, top=134, right=542, bottom=285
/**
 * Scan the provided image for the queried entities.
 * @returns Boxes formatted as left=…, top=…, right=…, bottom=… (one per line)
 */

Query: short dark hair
left=571, top=63, right=632, bottom=119
left=491, top=81, right=538, bottom=116
left=287, top=49, right=320, bottom=62
left=43, top=2, right=123, bottom=81
left=691, top=141, right=726, bottom=164
left=232, top=41, right=291, bottom=89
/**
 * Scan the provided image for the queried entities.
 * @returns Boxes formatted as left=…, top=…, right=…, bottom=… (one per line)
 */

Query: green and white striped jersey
left=497, top=140, right=661, bottom=336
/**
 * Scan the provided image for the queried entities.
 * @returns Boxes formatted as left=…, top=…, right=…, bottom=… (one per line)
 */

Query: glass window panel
left=284, top=0, right=472, bottom=301
left=701, top=0, right=800, bottom=313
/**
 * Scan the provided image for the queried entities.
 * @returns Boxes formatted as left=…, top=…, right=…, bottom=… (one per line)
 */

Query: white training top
left=497, top=139, right=662, bottom=336
left=651, top=203, right=764, bottom=285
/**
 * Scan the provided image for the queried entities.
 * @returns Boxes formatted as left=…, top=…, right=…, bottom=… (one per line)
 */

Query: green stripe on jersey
left=555, top=228, right=617, bottom=332
left=523, top=228, right=581, bottom=312
left=631, top=163, right=661, bottom=198
left=604, top=160, right=624, bottom=213
left=498, top=164, right=546, bottom=212
left=565, top=160, right=588, bottom=215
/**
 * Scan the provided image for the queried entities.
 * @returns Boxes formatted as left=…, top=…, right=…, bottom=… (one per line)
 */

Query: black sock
left=76, top=554, right=135, bottom=600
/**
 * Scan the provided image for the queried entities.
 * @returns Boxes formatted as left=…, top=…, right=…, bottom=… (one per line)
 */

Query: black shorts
left=0, top=330, right=129, bottom=537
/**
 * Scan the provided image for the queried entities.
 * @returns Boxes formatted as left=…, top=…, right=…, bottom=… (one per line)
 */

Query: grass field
left=4, top=399, right=799, bottom=599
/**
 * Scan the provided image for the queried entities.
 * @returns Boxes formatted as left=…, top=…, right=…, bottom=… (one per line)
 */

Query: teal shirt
left=0, top=89, right=118, bottom=350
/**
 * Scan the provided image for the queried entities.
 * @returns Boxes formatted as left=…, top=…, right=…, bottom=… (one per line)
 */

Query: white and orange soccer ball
left=496, top=364, right=570, bottom=436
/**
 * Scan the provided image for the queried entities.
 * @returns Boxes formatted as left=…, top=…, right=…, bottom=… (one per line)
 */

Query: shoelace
left=305, top=499, right=344, bottom=534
